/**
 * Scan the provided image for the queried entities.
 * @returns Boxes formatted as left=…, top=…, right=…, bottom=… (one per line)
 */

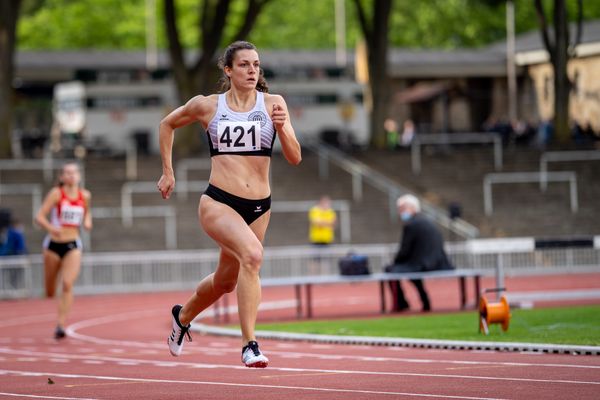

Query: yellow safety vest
left=308, top=206, right=336, bottom=244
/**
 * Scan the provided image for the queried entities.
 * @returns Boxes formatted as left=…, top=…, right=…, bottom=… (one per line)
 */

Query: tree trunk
left=368, top=0, right=391, bottom=148
left=352, top=0, right=392, bottom=149
left=534, top=0, right=582, bottom=146
left=0, top=1, right=21, bottom=158
left=552, top=0, right=570, bottom=144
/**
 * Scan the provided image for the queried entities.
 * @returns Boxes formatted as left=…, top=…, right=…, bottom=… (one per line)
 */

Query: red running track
left=0, top=273, right=599, bottom=399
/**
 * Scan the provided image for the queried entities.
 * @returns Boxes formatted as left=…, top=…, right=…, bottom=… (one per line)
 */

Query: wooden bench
left=214, top=269, right=483, bottom=322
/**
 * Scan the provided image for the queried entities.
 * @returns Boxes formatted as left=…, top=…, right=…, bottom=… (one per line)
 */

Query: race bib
left=217, top=121, right=261, bottom=152
left=60, top=203, right=85, bottom=226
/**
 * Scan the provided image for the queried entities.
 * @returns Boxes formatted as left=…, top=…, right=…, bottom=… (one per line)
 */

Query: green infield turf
left=254, top=305, right=600, bottom=346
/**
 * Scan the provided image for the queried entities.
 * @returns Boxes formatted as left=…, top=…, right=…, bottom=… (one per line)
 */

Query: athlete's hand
left=272, top=104, right=287, bottom=132
left=157, top=173, right=175, bottom=200
left=49, top=225, right=62, bottom=240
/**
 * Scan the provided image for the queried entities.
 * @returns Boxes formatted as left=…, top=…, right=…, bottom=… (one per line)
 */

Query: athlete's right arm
left=157, top=95, right=215, bottom=200
left=35, top=188, right=61, bottom=237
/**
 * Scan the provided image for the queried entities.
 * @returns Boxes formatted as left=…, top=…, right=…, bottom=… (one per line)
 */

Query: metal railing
left=273, top=200, right=352, bottom=243
left=483, top=171, right=578, bottom=216
left=120, top=181, right=207, bottom=227
left=540, top=150, right=600, bottom=191
left=126, top=140, right=138, bottom=180
left=176, top=158, right=211, bottom=200
left=92, top=206, right=178, bottom=250
left=0, top=184, right=43, bottom=225
left=411, top=133, right=502, bottom=174
left=1, top=241, right=598, bottom=299
left=0, top=157, right=86, bottom=184
left=308, top=142, right=479, bottom=239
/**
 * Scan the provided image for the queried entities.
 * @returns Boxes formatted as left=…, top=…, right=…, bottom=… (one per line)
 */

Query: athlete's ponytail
left=218, top=41, right=269, bottom=93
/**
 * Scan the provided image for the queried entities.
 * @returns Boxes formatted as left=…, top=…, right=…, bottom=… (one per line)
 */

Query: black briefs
left=203, top=184, right=271, bottom=225
left=47, top=240, right=80, bottom=258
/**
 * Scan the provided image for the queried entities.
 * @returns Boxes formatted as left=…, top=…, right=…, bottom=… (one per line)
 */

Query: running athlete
left=157, top=41, right=301, bottom=368
left=35, top=162, right=92, bottom=339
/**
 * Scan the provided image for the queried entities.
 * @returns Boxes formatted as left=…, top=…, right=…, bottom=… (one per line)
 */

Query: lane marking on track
left=261, top=372, right=342, bottom=379
left=61, top=301, right=600, bottom=369
left=0, top=369, right=511, bottom=400
left=62, top=302, right=600, bottom=369
left=0, top=314, right=58, bottom=328
left=18, top=328, right=600, bottom=371
left=1, top=349, right=599, bottom=386
left=0, top=393, right=100, bottom=400
left=62, top=308, right=600, bottom=370
left=64, top=382, right=141, bottom=388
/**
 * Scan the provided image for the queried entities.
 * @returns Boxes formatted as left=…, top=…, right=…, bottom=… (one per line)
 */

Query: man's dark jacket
left=392, top=214, right=453, bottom=271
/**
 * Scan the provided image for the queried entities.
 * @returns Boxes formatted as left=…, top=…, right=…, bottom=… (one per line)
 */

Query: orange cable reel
left=479, top=288, right=511, bottom=335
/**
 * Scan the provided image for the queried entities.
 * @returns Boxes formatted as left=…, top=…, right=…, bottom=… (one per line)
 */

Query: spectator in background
left=309, top=195, right=337, bottom=246
left=385, top=194, right=454, bottom=312
left=400, top=119, right=416, bottom=147
left=0, top=215, right=27, bottom=256
left=384, top=118, right=399, bottom=150
left=536, top=119, right=554, bottom=149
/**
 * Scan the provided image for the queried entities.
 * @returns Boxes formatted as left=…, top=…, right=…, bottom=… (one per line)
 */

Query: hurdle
left=121, top=181, right=208, bottom=226
left=540, top=150, right=600, bottom=191
left=176, top=158, right=211, bottom=200
left=411, top=132, right=503, bottom=174
left=483, top=171, right=578, bottom=216
left=91, top=206, right=177, bottom=250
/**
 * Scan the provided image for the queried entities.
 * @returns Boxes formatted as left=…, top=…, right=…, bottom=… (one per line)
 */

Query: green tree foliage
left=17, top=0, right=600, bottom=51
left=18, top=0, right=147, bottom=49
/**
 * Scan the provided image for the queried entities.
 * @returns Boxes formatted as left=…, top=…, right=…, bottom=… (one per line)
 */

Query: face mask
left=400, top=211, right=413, bottom=222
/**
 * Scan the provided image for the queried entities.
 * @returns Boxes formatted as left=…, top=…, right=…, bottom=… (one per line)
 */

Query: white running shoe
left=168, top=304, right=192, bottom=357
left=241, top=341, right=269, bottom=368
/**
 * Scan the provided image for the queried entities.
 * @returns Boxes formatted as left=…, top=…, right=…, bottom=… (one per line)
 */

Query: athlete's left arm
left=270, top=94, right=302, bottom=165
left=83, top=190, right=93, bottom=231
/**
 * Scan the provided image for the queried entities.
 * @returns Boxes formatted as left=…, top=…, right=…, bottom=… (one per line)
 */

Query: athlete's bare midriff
left=208, top=155, right=271, bottom=199
left=48, top=226, right=81, bottom=244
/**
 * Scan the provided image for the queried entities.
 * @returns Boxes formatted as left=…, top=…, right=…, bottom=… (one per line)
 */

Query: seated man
left=386, top=194, right=453, bottom=312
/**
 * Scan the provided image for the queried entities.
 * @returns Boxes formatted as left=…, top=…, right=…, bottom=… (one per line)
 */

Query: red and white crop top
left=206, top=91, right=276, bottom=157
left=50, top=188, right=87, bottom=228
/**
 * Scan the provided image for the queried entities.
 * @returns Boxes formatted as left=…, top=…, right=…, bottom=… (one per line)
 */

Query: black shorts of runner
left=46, top=240, right=81, bottom=259
left=203, top=184, right=271, bottom=225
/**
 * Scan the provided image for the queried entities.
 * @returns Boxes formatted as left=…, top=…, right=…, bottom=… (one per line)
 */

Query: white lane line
left=311, top=345, right=334, bottom=349
left=0, top=348, right=598, bottom=386
left=0, top=393, right=100, bottom=400
left=138, top=350, right=158, bottom=355
left=274, top=343, right=296, bottom=349
left=208, top=342, right=230, bottom=348
left=0, top=314, right=57, bottom=328
left=63, top=307, right=600, bottom=370
left=0, top=369, right=509, bottom=400
left=116, top=362, right=139, bottom=366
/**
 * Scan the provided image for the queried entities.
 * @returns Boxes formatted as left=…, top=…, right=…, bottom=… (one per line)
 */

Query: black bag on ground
left=338, top=253, right=370, bottom=276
